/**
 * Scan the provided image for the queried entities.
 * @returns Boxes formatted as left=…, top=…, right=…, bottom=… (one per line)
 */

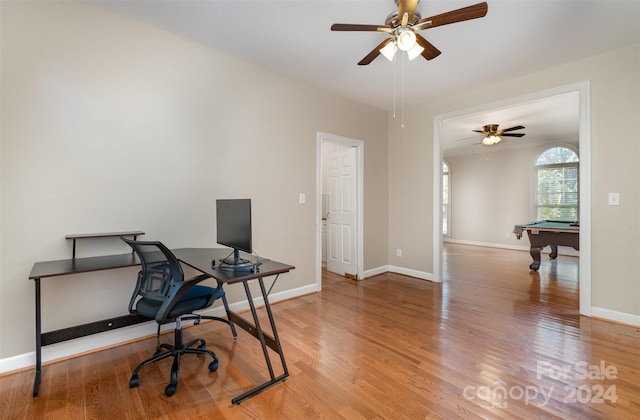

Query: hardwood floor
left=2, top=243, right=639, bottom=419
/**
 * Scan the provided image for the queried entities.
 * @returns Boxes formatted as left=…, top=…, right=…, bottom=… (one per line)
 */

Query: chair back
left=122, top=238, right=184, bottom=306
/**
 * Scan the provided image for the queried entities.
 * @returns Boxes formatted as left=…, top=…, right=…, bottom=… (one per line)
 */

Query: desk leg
left=243, top=280, right=275, bottom=379
left=33, top=278, right=42, bottom=397
left=231, top=279, right=288, bottom=405
left=257, top=277, right=288, bottom=378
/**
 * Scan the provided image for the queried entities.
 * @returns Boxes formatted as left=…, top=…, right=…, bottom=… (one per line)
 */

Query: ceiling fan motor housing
left=484, top=124, right=500, bottom=133
left=385, top=10, right=422, bottom=28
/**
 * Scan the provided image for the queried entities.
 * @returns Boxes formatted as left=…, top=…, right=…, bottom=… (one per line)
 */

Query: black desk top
left=29, top=248, right=294, bottom=283
left=173, top=248, right=295, bottom=284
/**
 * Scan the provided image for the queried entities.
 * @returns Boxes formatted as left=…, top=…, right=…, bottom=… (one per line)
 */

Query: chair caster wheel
left=165, top=384, right=177, bottom=396
left=208, top=360, right=218, bottom=372
left=129, top=375, right=140, bottom=388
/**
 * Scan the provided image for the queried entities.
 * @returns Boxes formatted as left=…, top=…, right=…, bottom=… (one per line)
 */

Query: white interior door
left=327, top=143, right=357, bottom=277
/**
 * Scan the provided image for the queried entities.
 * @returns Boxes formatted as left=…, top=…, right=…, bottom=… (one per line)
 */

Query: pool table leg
left=549, top=245, right=558, bottom=259
left=529, top=246, right=542, bottom=271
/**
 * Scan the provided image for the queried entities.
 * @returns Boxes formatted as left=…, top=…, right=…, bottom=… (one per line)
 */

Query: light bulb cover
left=397, top=30, right=416, bottom=51
left=380, top=41, right=397, bottom=61
left=407, top=43, right=424, bottom=61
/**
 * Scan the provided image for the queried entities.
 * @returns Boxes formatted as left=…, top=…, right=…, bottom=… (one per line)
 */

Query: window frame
left=533, top=145, right=580, bottom=221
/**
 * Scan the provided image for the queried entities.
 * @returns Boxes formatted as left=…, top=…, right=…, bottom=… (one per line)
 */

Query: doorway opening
left=432, top=82, right=591, bottom=317
left=316, top=132, right=364, bottom=291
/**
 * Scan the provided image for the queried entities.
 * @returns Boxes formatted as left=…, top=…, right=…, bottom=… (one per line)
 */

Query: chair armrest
left=155, top=273, right=212, bottom=322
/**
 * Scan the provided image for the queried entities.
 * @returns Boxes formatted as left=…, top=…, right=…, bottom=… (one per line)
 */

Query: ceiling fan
left=331, top=0, right=488, bottom=65
left=473, top=124, right=526, bottom=146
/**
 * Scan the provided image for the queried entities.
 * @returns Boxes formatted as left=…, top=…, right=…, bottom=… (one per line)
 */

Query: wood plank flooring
left=1, top=243, right=639, bottom=419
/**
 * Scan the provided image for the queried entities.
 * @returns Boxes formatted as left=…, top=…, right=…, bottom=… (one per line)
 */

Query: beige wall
left=0, top=2, right=388, bottom=360
left=446, top=143, right=579, bottom=249
left=446, top=146, right=543, bottom=246
left=388, top=44, right=640, bottom=318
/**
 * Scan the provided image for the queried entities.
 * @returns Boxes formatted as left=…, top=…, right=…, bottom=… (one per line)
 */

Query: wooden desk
left=29, top=246, right=294, bottom=405
left=174, top=248, right=295, bottom=404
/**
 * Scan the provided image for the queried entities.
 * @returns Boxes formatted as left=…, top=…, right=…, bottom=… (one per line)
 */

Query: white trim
left=591, top=307, right=640, bottom=327
left=576, top=82, right=591, bottom=317
left=316, top=132, right=364, bottom=286
left=363, top=265, right=389, bottom=279
left=442, top=159, right=451, bottom=237
left=362, top=265, right=433, bottom=282
left=433, top=81, right=592, bottom=317
left=0, top=283, right=317, bottom=375
left=388, top=266, right=433, bottom=281
left=433, top=119, right=444, bottom=283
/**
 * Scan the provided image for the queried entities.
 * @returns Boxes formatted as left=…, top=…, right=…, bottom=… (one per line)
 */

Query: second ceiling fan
left=331, top=0, right=488, bottom=65
left=473, top=124, right=526, bottom=146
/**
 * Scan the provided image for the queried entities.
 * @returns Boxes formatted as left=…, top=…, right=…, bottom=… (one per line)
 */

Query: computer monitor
left=216, top=199, right=252, bottom=266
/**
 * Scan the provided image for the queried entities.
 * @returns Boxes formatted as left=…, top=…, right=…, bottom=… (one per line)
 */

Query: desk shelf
left=65, top=231, right=144, bottom=259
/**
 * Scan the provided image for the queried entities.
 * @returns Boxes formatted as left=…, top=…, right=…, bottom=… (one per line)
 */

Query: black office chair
left=122, top=238, right=237, bottom=396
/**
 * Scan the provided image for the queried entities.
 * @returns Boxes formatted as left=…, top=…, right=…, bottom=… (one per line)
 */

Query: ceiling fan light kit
left=331, top=0, right=488, bottom=65
left=482, top=134, right=502, bottom=146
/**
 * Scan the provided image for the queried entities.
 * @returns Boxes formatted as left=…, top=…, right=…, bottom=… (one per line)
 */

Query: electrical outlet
left=396, top=248, right=402, bottom=257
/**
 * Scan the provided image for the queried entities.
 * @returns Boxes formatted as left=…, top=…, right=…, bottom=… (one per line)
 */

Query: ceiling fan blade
left=416, top=2, right=488, bottom=30
left=397, top=0, right=420, bottom=23
left=357, top=38, right=392, bottom=66
left=501, top=125, right=526, bottom=133
left=501, top=133, right=526, bottom=137
left=331, top=23, right=391, bottom=32
left=415, top=34, right=441, bottom=60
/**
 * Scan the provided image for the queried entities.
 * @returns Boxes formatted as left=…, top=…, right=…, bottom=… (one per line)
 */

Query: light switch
left=299, top=193, right=306, bottom=204
left=608, top=192, right=620, bottom=206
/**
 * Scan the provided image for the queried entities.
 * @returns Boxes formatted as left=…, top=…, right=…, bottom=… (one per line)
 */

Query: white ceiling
left=95, top=0, right=639, bottom=154
left=441, top=91, right=580, bottom=156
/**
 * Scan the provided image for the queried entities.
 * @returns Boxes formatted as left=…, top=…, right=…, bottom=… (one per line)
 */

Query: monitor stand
left=219, top=248, right=251, bottom=267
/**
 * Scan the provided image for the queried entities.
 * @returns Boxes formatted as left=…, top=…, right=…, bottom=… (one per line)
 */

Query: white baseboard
left=363, top=265, right=434, bottom=282
left=591, top=307, right=640, bottom=327
left=444, top=238, right=580, bottom=257
left=388, top=265, right=434, bottom=282
left=0, top=283, right=317, bottom=375
left=362, top=265, right=389, bottom=279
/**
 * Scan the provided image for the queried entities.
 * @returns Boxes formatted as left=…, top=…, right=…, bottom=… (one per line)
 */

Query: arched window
left=442, top=161, right=450, bottom=236
left=534, top=146, right=579, bottom=220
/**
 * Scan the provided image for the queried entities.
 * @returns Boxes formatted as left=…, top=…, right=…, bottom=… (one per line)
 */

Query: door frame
left=432, top=81, right=592, bottom=317
left=316, top=132, right=364, bottom=290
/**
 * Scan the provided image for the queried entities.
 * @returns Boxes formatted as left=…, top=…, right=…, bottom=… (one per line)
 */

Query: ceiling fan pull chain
left=401, top=53, right=405, bottom=129
left=393, top=54, right=397, bottom=119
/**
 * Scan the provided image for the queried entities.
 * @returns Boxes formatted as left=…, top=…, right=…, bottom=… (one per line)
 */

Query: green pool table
left=513, top=220, right=579, bottom=271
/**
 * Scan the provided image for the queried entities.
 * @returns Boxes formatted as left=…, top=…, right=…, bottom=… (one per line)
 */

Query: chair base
left=129, top=324, right=218, bottom=396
